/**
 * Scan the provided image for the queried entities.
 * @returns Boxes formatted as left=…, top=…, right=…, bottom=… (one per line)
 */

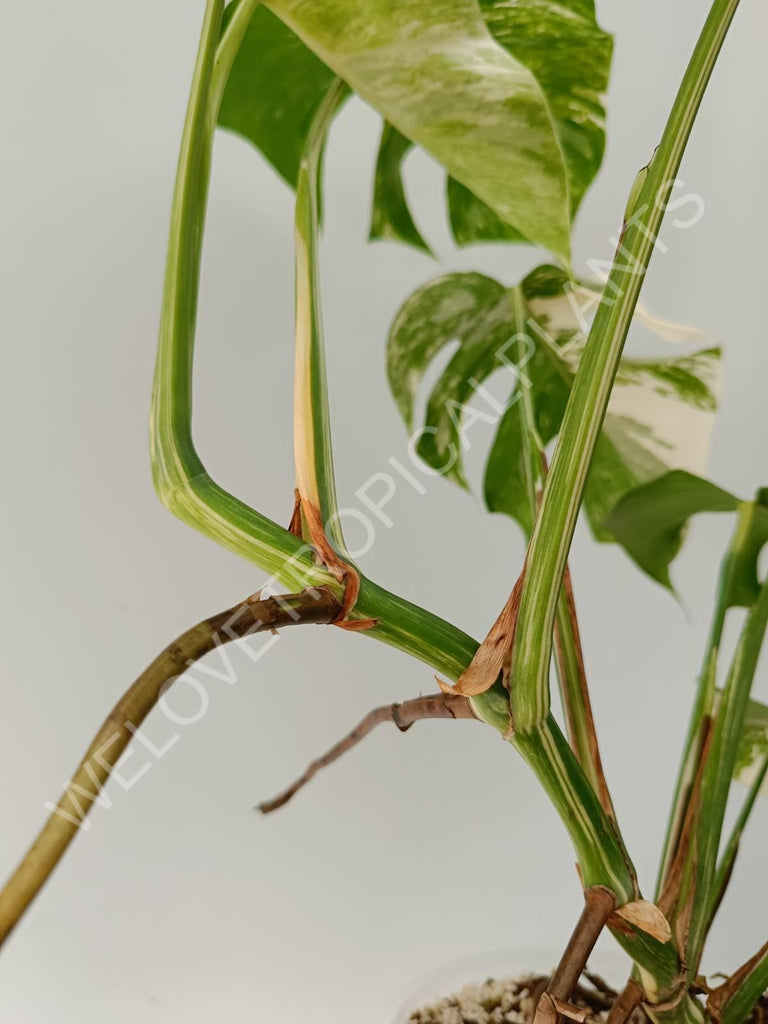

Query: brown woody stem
left=0, top=587, right=340, bottom=948
left=534, top=886, right=618, bottom=1024
left=258, top=693, right=477, bottom=813
left=607, top=978, right=645, bottom=1024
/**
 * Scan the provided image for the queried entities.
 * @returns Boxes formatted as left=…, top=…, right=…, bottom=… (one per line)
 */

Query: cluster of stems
left=1, top=3, right=766, bottom=1024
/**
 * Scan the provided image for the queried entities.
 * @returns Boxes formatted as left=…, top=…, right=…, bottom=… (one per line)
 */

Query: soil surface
left=407, top=972, right=639, bottom=1024
left=407, top=973, right=768, bottom=1024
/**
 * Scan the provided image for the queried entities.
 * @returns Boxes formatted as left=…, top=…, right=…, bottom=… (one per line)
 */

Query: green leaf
left=603, top=472, right=739, bottom=589
left=218, top=4, right=338, bottom=186
left=369, top=123, right=432, bottom=254
left=267, top=0, right=573, bottom=262
left=369, top=136, right=526, bottom=249
left=447, top=0, right=613, bottom=245
left=605, top=476, right=768, bottom=593
left=732, top=697, right=768, bottom=794
left=725, top=491, right=768, bottom=608
left=387, top=266, right=722, bottom=547
left=483, top=402, right=545, bottom=537
left=447, top=177, right=527, bottom=246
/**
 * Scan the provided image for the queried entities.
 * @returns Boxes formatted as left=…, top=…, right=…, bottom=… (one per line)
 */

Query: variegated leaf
left=221, top=1, right=610, bottom=260
left=448, top=0, right=613, bottom=245
left=372, top=0, right=612, bottom=250
left=265, top=0, right=572, bottom=261
left=519, top=269, right=722, bottom=540
left=387, top=266, right=722, bottom=567
left=733, top=697, right=768, bottom=794
left=387, top=272, right=516, bottom=490
left=584, top=350, right=722, bottom=540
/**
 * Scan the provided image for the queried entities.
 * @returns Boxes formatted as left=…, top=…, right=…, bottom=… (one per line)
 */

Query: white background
left=1, top=2, right=767, bottom=1021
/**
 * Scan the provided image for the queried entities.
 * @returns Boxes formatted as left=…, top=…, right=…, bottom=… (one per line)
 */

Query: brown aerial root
left=258, top=693, right=477, bottom=813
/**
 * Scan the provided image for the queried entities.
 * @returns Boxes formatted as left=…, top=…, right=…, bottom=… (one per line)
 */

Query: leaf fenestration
left=222, top=1, right=612, bottom=260
left=369, top=123, right=432, bottom=254
left=218, top=5, right=339, bottom=186
left=265, top=0, right=573, bottom=262
left=387, top=267, right=722, bottom=558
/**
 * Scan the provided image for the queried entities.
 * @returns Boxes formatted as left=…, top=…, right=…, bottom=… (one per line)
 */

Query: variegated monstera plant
left=2, top=2, right=767, bottom=1023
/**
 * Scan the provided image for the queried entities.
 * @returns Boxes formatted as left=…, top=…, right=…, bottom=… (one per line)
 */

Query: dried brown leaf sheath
left=299, top=497, right=377, bottom=630
left=439, top=574, right=524, bottom=697
left=609, top=900, right=672, bottom=944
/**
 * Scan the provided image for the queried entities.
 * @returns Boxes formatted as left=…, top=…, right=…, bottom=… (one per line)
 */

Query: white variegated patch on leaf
left=387, top=271, right=520, bottom=491
left=524, top=271, right=722, bottom=540
left=372, top=0, right=613, bottom=251
left=733, top=697, right=768, bottom=794
left=449, top=0, right=613, bottom=245
left=265, top=0, right=572, bottom=262
left=221, top=1, right=612, bottom=261
left=387, top=265, right=722, bottom=571
left=586, top=349, right=721, bottom=539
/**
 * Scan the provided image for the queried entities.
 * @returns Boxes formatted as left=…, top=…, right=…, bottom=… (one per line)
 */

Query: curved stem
left=0, top=588, right=340, bottom=948
left=150, top=0, right=335, bottom=594
left=142, top=1, right=729, bottom=1003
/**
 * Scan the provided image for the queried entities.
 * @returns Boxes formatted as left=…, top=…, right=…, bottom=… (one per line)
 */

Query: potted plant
left=1, top=1, right=766, bottom=1022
